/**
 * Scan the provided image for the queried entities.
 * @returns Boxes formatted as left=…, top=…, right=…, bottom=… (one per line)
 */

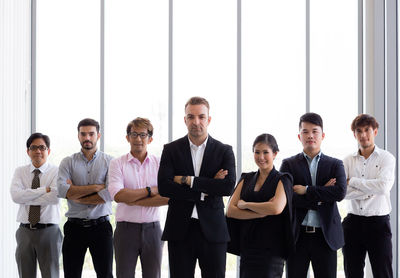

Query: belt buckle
left=29, top=224, right=38, bottom=230
left=305, top=226, right=315, bottom=233
left=82, top=219, right=92, bottom=228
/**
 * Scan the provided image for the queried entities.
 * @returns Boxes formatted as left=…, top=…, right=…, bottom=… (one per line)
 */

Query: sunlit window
left=36, top=0, right=101, bottom=165
left=34, top=1, right=360, bottom=277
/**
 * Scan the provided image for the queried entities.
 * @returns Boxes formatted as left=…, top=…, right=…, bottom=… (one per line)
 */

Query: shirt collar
left=30, top=161, right=49, bottom=173
left=188, top=136, right=208, bottom=150
left=354, top=144, right=380, bottom=158
left=303, top=150, right=322, bottom=162
left=80, top=148, right=99, bottom=161
left=127, top=152, right=150, bottom=164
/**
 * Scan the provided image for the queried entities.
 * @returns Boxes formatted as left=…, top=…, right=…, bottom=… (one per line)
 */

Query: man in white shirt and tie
left=10, top=133, right=62, bottom=278
left=342, top=114, right=395, bottom=278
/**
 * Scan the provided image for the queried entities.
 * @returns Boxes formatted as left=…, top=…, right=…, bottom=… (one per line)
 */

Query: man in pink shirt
left=108, top=117, right=168, bottom=278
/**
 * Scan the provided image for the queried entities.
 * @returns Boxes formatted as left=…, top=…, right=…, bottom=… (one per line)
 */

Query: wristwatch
left=181, top=176, right=188, bottom=185
left=146, top=186, right=151, bottom=197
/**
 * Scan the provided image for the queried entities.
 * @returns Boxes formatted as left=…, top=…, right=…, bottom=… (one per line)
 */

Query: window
left=34, top=1, right=360, bottom=276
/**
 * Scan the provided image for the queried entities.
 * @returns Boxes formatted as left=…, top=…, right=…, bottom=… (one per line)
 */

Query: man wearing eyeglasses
left=10, top=133, right=62, bottom=278
left=158, top=97, right=236, bottom=278
left=108, top=117, right=168, bottom=278
left=57, top=118, right=113, bottom=278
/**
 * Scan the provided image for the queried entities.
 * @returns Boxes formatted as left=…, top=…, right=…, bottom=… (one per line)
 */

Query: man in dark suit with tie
left=280, top=112, right=346, bottom=278
left=158, top=96, right=236, bottom=278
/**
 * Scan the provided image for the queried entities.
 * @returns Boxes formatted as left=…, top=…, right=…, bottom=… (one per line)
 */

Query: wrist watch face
left=181, top=176, right=187, bottom=184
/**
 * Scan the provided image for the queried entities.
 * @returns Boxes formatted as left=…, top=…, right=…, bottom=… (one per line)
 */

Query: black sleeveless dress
left=238, top=167, right=295, bottom=278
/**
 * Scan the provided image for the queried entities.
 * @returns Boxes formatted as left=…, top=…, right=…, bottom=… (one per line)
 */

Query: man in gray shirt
left=57, top=118, right=113, bottom=278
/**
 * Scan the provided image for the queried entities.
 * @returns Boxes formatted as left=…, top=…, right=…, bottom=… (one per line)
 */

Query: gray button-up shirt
left=301, top=151, right=321, bottom=227
left=57, top=149, right=113, bottom=219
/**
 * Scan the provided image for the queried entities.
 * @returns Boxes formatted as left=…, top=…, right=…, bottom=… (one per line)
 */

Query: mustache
left=83, top=140, right=92, bottom=144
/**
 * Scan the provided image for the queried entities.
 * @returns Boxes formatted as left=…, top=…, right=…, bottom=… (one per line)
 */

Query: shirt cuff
left=190, top=176, right=194, bottom=188
left=98, top=188, right=112, bottom=202
left=57, top=183, right=70, bottom=198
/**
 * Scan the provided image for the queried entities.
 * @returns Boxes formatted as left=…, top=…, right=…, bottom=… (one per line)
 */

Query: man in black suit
left=158, top=96, right=236, bottom=278
left=280, top=112, right=346, bottom=278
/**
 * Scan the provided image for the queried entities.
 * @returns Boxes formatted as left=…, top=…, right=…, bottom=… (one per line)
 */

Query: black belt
left=20, top=223, right=55, bottom=230
left=117, top=221, right=159, bottom=228
left=301, top=225, right=322, bottom=234
left=68, top=216, right=109, bottom=227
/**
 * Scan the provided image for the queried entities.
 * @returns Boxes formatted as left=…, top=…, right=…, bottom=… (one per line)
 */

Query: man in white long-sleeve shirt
left=342, top=114, right=395, bottom=278
left=10, top=133, right=62, bottom=278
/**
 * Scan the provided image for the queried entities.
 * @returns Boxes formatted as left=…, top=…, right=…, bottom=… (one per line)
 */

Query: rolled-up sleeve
left=108, top=158, right=124, bottom=200
left=57, top=157, right=71, bottom=198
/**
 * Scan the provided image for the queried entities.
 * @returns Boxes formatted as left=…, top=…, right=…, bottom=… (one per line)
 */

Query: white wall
left=0, top=0, right=31, bottom=276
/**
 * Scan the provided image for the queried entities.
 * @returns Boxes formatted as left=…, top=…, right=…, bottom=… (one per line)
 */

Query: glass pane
left=242, top=0, right=306, bottom=172
left=104, top=0, right=168, bottom=158
left=310, top=0, right=358, bottom=159
left=173, top=0, right=237, bottom=153
left=36, top=0, right=101, bottom=165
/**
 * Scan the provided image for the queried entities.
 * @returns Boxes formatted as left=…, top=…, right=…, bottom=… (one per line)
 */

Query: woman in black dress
left=227, top=133, right=295, bottom=278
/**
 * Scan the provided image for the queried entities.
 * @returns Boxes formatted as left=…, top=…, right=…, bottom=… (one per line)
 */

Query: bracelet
left=146, top=186, right=151, bottom=197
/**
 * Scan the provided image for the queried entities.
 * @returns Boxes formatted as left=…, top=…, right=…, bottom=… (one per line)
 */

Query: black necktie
left=28, top=169, right=41, bottom=225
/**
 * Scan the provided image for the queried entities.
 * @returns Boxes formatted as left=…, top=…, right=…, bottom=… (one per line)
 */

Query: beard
left=81, top=140, right=95, bottom=150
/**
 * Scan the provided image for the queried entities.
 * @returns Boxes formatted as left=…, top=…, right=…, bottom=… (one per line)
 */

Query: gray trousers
left=15, top=224, right=63, bottom=278
left=114, top=221, right=163, bottom=278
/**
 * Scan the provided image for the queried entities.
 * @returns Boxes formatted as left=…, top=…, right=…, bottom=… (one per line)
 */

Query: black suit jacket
left=158, top=135, right=236, bottom=243
left=280, top=153, right=346, bottom=251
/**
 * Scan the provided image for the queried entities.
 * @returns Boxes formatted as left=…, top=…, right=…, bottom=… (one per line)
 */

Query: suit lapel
left=315, top=153, right=325, bottom=186
left=199, top=136, right=214, bottom=176
left=297, top=153, right=313, bottom=185
left=183, top=136, right=195, bottom=175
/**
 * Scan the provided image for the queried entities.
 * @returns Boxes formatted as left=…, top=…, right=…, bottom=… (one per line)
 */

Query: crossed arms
left=280, top=158, right=346, bottom=209
left=157, top=143, right=236, bottom=201
left=226, top=178, right=287, bottom=220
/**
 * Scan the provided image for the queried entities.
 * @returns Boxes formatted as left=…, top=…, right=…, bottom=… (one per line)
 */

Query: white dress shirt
left=189, top=137, right=208, bottom=219
left=343, top=145, right=395, bottom=216
left=10, top=162, right=60, bottom=224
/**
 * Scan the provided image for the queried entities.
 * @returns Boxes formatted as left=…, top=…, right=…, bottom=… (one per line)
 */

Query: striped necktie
left=28, top=169, right=41, bottom=225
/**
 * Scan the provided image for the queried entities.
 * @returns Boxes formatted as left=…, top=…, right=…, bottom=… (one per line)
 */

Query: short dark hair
left=77, top=118, right=100, bottom=133
left=351, top=114, right=379, bottom=131
left=252, top=133, right=279, bottom=153
left=185, top=96, right=210, bottom=111
left=299, top=112, right=323, bottom=131
left=26, top=133, right=50, bottom=149
left=126, top=117, right=154, bottom=137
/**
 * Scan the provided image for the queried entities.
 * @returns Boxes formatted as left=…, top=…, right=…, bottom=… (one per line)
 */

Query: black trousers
left=168, top=219, right=227, bottom=278
left=62, top=220, right=113, bottom=278
left=342, top=214, right=393, bottom=278
left=286, top=227, right=336, bottom=278
left=240, top=248, right=284, bottom=278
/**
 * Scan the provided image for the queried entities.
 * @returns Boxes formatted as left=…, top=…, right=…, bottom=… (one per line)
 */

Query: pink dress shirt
left=108, top=153, right=160, bottom=223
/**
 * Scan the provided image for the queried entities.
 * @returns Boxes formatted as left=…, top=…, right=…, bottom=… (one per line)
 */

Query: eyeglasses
left=128, top=132, right=149, bottom=139
left=29, top=145, right=48, bottom=151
